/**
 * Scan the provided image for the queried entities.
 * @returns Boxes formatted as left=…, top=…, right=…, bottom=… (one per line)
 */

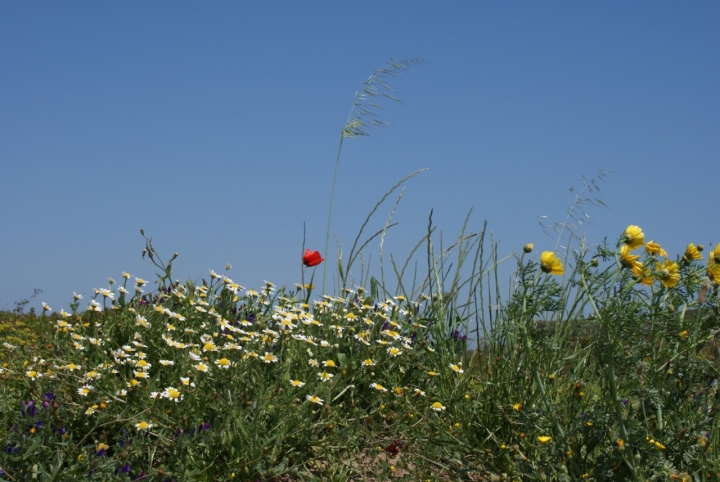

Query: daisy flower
left=195, top=363, right=210, bottom=372
left=306, top=394, right=323, bottom=405
left=430, top=401, right=446, bottom=411
left=158, top=360, right=175, bottom=366
left=289, top=380, right=305, bottom=387
left=370, top=383, right=388, bottom=392
left=361, top=358, right=376, bottom=367
left=214, top=358, right=233, bottom=369
left=135, top=421, right=153, bottom=430
left=161, top=387, right=182, bottom=402
left=322, top=360, right=336, bottom=368
left=449, top=364, right=464, bottom=374
left=387, top=347, right=402, bottom=357
left=318, top=371, right=334, bottom=381
left=78, top=385, right=93, bottom=396
left=202, top=342, right=217, bottom=352
left=261, top=353, right=278, bottom=363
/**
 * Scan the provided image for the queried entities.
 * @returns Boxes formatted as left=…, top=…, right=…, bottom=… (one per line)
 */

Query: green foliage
left=1, top=229, right=718, bottom=481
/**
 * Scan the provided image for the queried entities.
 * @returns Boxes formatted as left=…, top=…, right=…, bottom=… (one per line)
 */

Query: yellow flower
left=540, top=251, right=564, bottom=275
left=512, top=403, right=522, bottom=411
left=135, top=421, right=153, bottom=430
left=623, top=225, right=645, bottom=250
left=710, top=245, right=720, bottom=265
left=322, top=360, right=336, bottom=368
left=708, top=264, right=720, bottom=284
left=430, top=401, right=446, bottom=411
left=654, top=441, right=666, bottom=450
left=679, top=330, right=689, bottom=338
left=684, top=243, right=703, bottom=261
left=656, top=260, right=680, bottom=288
left=537, top=436, right=552, bottom=444
left=620, top=245, right=641, bottom=271
left=645, top=241, right=667, bottom=257
left=631, top=264, right=654, bottom=286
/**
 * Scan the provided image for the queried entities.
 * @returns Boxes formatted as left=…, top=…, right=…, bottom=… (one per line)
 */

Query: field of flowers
left=1, top=224, right=720, bottom=481
left=2, top=60, right=720, bottom=481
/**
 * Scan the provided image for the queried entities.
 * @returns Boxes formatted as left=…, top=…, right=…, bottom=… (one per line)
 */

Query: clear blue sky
left=1, top=2, right=718, bottom=313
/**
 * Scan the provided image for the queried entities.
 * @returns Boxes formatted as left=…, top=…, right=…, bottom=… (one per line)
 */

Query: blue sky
left=1, top=2, right=718, bottom=314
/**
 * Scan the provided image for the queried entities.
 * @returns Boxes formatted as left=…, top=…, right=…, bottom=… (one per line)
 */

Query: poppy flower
left=384, top=441, right=402, bottom=456
left=302, top=249, right=324, bottom=267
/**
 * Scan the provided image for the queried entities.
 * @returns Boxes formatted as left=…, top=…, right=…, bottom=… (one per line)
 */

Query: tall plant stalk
left=322, top=58, right=424, bottom=293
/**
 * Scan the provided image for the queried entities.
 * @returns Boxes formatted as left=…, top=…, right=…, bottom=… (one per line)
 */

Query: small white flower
left=78, top=385, right=94, bottom=396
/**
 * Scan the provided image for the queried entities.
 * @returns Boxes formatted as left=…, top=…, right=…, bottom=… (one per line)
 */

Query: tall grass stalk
left=323, top=58, right=424, bottom=294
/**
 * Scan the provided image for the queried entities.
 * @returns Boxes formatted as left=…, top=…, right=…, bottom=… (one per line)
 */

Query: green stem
left=581, top=270, right=639, bottom=480
left=323, top=134, right=345, bottom=294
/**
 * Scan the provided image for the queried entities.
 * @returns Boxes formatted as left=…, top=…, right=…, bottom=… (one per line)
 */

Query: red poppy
left=383, top=441, right=402, bottom=456
left=302, top=249, right=324, bottom=267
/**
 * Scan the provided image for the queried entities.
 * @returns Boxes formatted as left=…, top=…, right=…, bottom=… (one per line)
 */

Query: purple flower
left=4, top=444, right=19, bottom=454
left=21, top=400, right=36, bottom=417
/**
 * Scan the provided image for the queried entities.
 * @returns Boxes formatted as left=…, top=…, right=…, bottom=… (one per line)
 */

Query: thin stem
left=323, top=135, right=345, bottom=294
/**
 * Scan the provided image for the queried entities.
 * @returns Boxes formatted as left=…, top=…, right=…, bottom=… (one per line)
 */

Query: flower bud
left=523, top=243, right=534, bottom=253
left=698, top=244, right=705, bottom=252
left=590, top=258, right=599, bottom=267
